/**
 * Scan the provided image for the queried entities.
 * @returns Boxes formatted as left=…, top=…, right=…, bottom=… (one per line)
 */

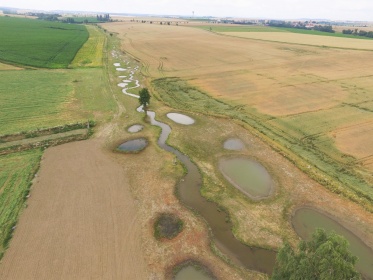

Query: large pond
left=219, top=157, right=274, bottom=200
left=167, top=113, right=195, bottom=125
left=174, top=265, right=215, bottom=280
left=117, top=138, right=147, bottom=152
left=293, top=207, right=373, bottom=279
left=223, top=138, right=245, bottom=151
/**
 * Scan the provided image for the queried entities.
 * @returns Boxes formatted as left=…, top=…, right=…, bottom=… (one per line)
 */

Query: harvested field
left=333, top=122, right=373, bottom=171
left=220, top=31, right=373, bottom=50
left=0, top=140, right=149, bottom=280
left=104, top=21, right=373, bottom=202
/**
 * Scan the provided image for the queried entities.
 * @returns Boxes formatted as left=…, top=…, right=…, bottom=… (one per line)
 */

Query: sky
left=0, top=0, right=372, bottom=21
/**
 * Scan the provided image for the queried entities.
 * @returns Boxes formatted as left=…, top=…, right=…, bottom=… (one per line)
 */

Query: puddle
left=167, top=113, right=195, bottom=125
left=223, top=138, right=245, bottom=150
left=127, top=124, right=144, bottom=133
left=113, top=63, right=121, bottom=67
left=117, top=138, right=147, bottom=152
left=293, top=207, right=373, bottom=279
left=219, top=157, right=273, bottom=200
left=117, top=83, right=128, bottom=88
left=174, top=265, right=214, bottom=280
left=116, top=68, right=127, bottom=71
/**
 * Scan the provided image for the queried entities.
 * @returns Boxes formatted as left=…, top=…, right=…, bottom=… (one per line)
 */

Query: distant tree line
left=27, top=12, right=61, bottom=21
left=96, top=14, right=111, bottom=22
left=268, top=20, right=335, bottom=33
left=342, top=29, right=373, bottom=38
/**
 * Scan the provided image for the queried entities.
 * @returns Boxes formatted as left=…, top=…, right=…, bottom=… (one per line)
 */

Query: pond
left=117, top=138, right=147, bottom=153
left=219, top=157, right=274, bottom=200
left=223, top=138, right=245, bottom=150
left=167, top=113, right=195, bottom=125
left=174, top=265, right=215, bottom=280
left=292, top=207, right=373, bottom=279
left=127, top=124, right=144, bottom=133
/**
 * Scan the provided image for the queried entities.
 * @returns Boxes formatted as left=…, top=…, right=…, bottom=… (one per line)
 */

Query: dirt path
left=0, top=139, right=148, bottom=280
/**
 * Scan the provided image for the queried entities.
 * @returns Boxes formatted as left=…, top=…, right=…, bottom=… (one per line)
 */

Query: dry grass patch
left=221, top=32, right=373, bottom=50
left=333, top=121, right=373, bottom=171
left=0, top=62, right=22, bottom=70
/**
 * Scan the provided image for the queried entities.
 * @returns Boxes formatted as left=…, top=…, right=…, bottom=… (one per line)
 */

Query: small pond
left=127, top=124, right=144, bottom=133
left=117, top=83, right=128, bottom=88
left=174, top=265, right=215, bottom=280
left=117, top=138, right=147, bottom=152
left=113, top=63, right=121, bottom=67
left=116, top=67, right=127, bottom=71
left=293, top=207, right=373, bottom=279
left=167, top=113, right=195, bottom=125
left=219, top=157, right=273, bottom=200
left=223, top=138, right=245, bottom=150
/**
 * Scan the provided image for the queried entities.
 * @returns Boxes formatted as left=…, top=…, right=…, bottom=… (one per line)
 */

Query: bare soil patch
left=0, top=139, right=148, bottom=280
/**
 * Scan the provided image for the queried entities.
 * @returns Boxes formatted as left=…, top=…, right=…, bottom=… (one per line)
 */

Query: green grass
left=0, top=149, right=42, bottom=258
left=0, top=68, right=116, bottom=135
left=70, top=25, right=105, bottom=68
left=0, top=16, right=89, bottom=68
left=275, top=27, right=373, bottom=40
left=194, top=25, right=373, bottom=40
left=152, top=77, right=373, bottom=209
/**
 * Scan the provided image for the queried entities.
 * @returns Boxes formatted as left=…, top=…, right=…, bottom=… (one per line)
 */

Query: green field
left=0, top=149, right=42, bottom=258
left=0, top=16, right=89, bottom=68
left=196, top=25, right=373, bottom=40
left=0, top=68, right=116, bottom=135
left=70, top=25, right=105, bottom=68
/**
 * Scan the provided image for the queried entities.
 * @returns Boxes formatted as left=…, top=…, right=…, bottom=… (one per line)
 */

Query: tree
left=271, top=229, right=361, bottom=280
left=139, top=88, right=151, bottom=111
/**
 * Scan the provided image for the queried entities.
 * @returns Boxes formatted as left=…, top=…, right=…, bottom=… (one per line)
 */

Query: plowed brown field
left=0, top=140, right=148, bottom=280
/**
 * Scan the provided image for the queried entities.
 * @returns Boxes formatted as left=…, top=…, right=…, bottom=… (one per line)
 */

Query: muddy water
left=143, top=109, right=276, bottom=274
left=223, top=138, right=244, bottom=151
left=219, top=158, right=273, bottom=200
left=174, top=265, right=214, bottom=280
left=167, top=113, right=195, bottom=125
left=293, top=207, right=373, bottom=279
left=117, top=138, right=147, bottom=152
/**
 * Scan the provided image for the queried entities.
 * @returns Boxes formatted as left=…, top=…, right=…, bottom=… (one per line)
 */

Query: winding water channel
left=140, top=108, right=277, bottom=274
left=115, top=61, right=276, bottom=274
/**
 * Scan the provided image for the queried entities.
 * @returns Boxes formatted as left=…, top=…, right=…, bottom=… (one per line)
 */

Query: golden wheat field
left=221, top=31, right=373, bottom=50
left=104, top=22, right=373, bottom=192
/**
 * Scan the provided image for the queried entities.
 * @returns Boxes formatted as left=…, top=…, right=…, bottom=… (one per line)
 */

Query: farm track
left=0, top=129, right=88, bottom=151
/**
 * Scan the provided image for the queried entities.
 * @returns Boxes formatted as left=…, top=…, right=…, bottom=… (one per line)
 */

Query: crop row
left=0, top=17, right=88, bottom=68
